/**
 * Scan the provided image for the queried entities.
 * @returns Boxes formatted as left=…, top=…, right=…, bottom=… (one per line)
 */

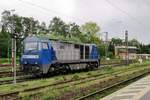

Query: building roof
left=115, top=46, right=137, bottom=49
left=136, top=54, right=150, bottom=56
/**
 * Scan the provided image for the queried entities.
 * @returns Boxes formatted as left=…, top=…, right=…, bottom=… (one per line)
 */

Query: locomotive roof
left=24, top=35, right=50, bottom=42
left=24, top=35, right=96, bottom=46
left=49, top=38, right=96, bottom=46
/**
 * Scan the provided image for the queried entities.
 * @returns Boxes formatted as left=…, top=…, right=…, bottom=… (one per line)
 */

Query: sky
left=0, top=0, right=150, bottom=44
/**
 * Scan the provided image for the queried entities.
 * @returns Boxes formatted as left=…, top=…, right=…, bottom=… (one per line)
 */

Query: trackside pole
left=105, top=32, right=108, bottom=60
left=12, top=37, right=16, bottom=84
left=125, top=30, right=129, bottom=65
left=10, top=9, right=17, bottom=84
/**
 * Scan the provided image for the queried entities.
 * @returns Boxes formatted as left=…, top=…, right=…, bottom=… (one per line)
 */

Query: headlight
left=24, top=61, right=27, bottom=64
left=35, top=62, right=38, bottom=64
left=22, top=55, right=39, bottom=59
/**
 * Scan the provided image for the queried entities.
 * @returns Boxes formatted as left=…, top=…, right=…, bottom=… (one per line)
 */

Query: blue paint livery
left=20, top=36, right=100, bottom=75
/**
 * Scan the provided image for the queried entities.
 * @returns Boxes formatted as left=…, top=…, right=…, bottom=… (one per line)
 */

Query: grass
left=0, top=58, right=10, bottom=64
left=0, top=58, right=19, bottom=64
left=93, top=72, right=149, bottom=100
left=39, top=67, right=150, bottom=100
left=0, top=58, right=137, bottom=73
left=101, top=59, right=122, bottom=65
left=0, top=76, right=13, bottom=81
left=0, top=75, right=30, bottom=82
left=0, top=62, right=149, bottom=91
left=0, top=66, right=20, bottom=73
left=0, top=67, right=12, bottom=72
left=0, top=58, right=147, bottom=72
left=24, top=66, right=150, bottom=100
left=0, top=61, right=150, bottom=99
left=0, top=57, right=122, bottom=66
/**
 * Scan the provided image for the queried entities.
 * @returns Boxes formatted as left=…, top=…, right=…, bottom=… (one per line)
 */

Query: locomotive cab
left=20, top=36, right=53, bottom=75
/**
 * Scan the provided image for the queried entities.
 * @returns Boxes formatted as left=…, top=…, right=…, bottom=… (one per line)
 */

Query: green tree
left=48, top=17, right=68, bottom=36
left=0, top=10, right=12, bottom=57
left=111, top=38, right=123, bottom=46
left=140, top=44, right=150, bottom=54
left=1, top=10, right=40, bottom=57
left=21, top=17, right=31, bottom=37
left=0, top=11, right=105, bottom=57
left=38, top=22, right=47, bottom=34
left=69, top=23, right=81, bottom=37
left=128, top=39, right=140, bottom=46
left=0, top=32, right=11, bottom=57
left=80, top=22, right=103, bottom=56
left=81, top=22, right=100, bottom=35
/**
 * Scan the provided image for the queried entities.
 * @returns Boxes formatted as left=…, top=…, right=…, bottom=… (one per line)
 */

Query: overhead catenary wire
left=18, top=0, right=86, bottom=23
left=105, top=0, right=150, bottom=43
left=105, top=0, right=143, bottom=25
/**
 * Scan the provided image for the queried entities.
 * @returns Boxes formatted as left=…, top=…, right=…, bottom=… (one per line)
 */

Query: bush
left=23, top=96, right=31, bottom=100
left=87, top=72, right=92, bottom=76
left=72, top=74, right=80, bottom=80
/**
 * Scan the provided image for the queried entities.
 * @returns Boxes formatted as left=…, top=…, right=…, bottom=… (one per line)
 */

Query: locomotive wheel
left=86, top=64, right=91, bottom=71
left=48, top=66, right=56, bottom=75
left=65, top=64, right=71, bottom=73
left=95, top=62, right=99, bottom=68
left=89, top=63, right=95, bottom=70
left=49, top=66, right=55, bottom=72
left=59, top=64, right=67, bottom=74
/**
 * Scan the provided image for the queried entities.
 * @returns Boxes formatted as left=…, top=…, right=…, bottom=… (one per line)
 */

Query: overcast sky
left=0, top=0, right=150, bottom=44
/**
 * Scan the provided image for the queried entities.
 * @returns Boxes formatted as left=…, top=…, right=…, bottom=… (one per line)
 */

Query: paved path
left=101, top=75, right=150, bottom=100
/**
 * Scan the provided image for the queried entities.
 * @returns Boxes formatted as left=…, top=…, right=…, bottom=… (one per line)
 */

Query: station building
left=115, top=46, right=150, bottom=60
left=136, top=54, right=150, bottom=60
left=114, top=46, right=138, bottom=60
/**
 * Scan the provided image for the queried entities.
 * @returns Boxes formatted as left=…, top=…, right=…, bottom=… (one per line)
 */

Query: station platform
left=101, top=75, right=150, bottom=100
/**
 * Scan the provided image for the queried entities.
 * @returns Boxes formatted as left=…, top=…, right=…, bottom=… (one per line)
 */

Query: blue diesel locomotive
left=20, top=35, right=100, bottom=75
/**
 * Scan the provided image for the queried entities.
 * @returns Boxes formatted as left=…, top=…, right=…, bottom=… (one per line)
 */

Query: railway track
left=0, top=75, right=33, bottom=85
left=0, top=61, right=133, bottom=87
left=0, top=71, right=22, bottom=78
left=0, top=63, right=147, bottom=100
left=76, top=72, right=149, bottom=100
left=0, top=64, right=11, bottom=67
left=0, top=62, right=125, bottom=77
left=0, top=58, right=144, bottom=99
left=0, top=63, right=124, bottom=85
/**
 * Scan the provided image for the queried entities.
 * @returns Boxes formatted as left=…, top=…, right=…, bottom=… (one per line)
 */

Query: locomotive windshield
left=25, top=42, right=38, bottom=50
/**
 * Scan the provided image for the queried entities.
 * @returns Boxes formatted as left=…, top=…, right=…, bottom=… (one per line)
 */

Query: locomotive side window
left=74, top=44, right=80, bottom=49
left=80, top=45, right=84, bottom=59
left=60, top=43, right=65, bottom=49
left=42, top=42, right=49, bottom=49
left=85, top=46, right=89, bottom=59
